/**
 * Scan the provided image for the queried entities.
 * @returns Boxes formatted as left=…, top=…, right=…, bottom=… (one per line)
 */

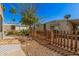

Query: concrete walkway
left=0, top=39, right=25, bottom=56
left=0, top=44, right=25, bottom=56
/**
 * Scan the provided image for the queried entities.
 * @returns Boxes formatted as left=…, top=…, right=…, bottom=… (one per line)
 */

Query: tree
left=1, top=4, right=6, bottom=12
left=9, top=7, right=16, bottom=24
left=20, top=4, right=38, bottom=31
left=9, top=7, right=16, bottom=14
left=20, top=4, right=39, bottom=36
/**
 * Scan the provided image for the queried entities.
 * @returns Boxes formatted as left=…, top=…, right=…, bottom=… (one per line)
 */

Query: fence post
left=67, top=34, right=69, bottom=49
left=63, top=31, right=66, bottom=48
left=57, top=31, right=59, bottom=47
left=56, top=30, right=58, bottom=46
left=60, top=31, right=63, bottom=47
left=34, top=30, right=37, bottom=40
left=54, top=30, right=57, bottom=46
left=50, top=30, right=54, bottom=44
left=74, top=31, right=78, bottom=53
left=70, top=35, right=73, bottom=50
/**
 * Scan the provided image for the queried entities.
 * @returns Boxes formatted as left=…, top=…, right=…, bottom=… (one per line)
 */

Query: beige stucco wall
left=15, top=26, right=29, bottom=31
left=46, top=20, right=73, bottom=34
left=35, top=24, right=44, bottom=31
left=35, top=20, right=73, bottom=34
left=58, top=21, right=73, bottom=34
left=3, top=25, right=12, bottom=32
left=3, top=24, right=29, bottom=32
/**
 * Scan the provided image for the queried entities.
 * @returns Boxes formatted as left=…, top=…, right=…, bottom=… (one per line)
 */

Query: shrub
left=7, top=31, right=15, bottom=35
left=19, top=30, right=29, bottom=36
left=6, top=30, right=30, bottom=36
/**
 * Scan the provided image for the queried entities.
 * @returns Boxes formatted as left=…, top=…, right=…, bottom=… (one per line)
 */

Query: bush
left=7, top=31, right=15, bottom=35
left=19, top=30, right=29, bottom=36
left=6, top=30, right=30, bottom=36
left=6, top=31, right=19, bottom=36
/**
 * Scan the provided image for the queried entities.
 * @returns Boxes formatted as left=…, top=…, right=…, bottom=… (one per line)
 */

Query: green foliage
left=6, top=30, right=29, bottom=36
left=19, top=30, right=29, bottom=36
left=9, top=7, right=16, bottom=24
left=1, top=4, right=6, bottom=11
left=7, top=31, right=16, bottom=35
left=9, top=7, right=16, bottom=14
left=20, top=5, right=39, bottom=26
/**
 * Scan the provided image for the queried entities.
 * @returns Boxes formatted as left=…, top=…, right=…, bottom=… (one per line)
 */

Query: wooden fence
left=32, top=30, right=51, bottom=43
left=51, top=30, right=78, bottom=53
left=32, top=30, right=79, bottom=55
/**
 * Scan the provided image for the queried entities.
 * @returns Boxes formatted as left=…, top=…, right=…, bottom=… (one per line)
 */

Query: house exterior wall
left=46, top=20, right=73, bottom=34
left=15, top=26, right=29, bottom=31
left=3, top=25, right=13, bottom=32
left=3, top=24, right=29, bottom=32
left=35, top=20, right=73, bottom=34
left=58, top=21, right=73, bottom=34
left=35, top=24, right=44, bottom=31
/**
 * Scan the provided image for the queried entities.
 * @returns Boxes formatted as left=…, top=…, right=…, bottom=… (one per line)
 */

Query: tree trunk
left=29, top=25, right=32, bottom=37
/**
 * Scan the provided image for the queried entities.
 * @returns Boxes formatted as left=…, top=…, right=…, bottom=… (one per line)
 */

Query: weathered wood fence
left=51, top=31, right=78, bottom=53
left=32, top=30, right=79, bottom=55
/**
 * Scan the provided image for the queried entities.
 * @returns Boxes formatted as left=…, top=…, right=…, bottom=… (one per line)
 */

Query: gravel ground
left=21, top=39, right=61, bottom=56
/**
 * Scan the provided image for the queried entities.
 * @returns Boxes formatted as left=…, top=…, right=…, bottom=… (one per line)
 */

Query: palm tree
left=9, top=7, right=16, bottom=31
left=9, top=7, right=16, bottom=24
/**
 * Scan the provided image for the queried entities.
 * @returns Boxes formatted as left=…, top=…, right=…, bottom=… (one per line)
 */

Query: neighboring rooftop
left=44, top=19, right=79, bottom=25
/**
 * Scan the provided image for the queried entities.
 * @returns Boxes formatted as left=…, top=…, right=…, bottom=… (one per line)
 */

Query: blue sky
left=2, top=3, right=79, bottom=24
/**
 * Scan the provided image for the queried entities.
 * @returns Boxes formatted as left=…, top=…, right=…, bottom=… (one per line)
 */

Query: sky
left=2, top=3, right=79, bottom=24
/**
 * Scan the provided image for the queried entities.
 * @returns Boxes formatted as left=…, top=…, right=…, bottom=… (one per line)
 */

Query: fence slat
left=58, top=35, right=60, bottom=46
left=70, top=36, right=73, bottom=50
left=63, top=32, right=66, bottom=48
left=67, top=35, right=69, bottom=49
left=74, top=34, right=77, bottom=52
left=60, top=35, right=63, bottom=47
left=51, top=31, right=54, bottom=44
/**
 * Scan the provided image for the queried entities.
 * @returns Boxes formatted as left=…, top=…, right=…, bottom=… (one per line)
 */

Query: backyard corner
left=0, top=3, right=79, bottom=56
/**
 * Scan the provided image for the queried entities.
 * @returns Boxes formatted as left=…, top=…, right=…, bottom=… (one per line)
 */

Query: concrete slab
left=0, top=39, right=26, bottom=56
